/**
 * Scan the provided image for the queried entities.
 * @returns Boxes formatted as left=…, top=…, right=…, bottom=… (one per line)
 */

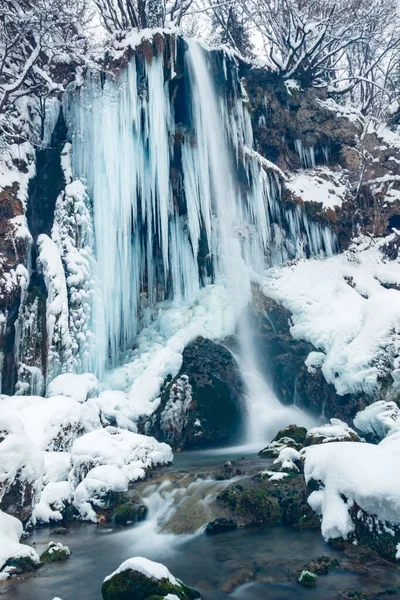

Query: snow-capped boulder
left=101, top=557, right=201, bottom=600
left=68, top=427, right=172, bottom=520
left=304, top=438, right=400, bottom=558
left=0, top=510, right=39, bottom=578
left=0, top=395, right=101, bottom=451
left=46, top=372, right=99, bottom=403
left=0, top=411, right=44, bottom=522
left=305, top=419, right=361, bottom=446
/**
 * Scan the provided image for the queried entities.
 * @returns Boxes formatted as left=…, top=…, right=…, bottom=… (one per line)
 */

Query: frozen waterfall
left=66, top=37, right=337, bottom=382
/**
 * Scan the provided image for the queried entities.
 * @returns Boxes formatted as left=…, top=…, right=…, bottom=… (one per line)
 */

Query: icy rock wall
left=66, top=35, right=338, bottom=377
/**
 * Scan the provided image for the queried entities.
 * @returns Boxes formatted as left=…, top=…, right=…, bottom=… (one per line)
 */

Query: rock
left=294, top=556, right=340, bottom=578
left=101, top=556, right=201, bottom=600
left=273, top=425, right=308, bottom=445
left=305, top=419, right=361, bottom=446
left=40, top=541, right=70, bottom=563
left=50, top=527, right=69, bottom=535
left=297, top=570, right=318, bottom=587
left=205, top=518, right=237, bottom=535
left=0, top=412, right=44, bottom=524
left=259, top=436, right=302, bottom=458
left=113, top=500, right=148, bottom=526
left=151, top=337, right=246, bottom=449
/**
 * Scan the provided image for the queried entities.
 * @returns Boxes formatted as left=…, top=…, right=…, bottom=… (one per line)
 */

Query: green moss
left=3, top=556, right=38, bottom=573
left=238, top=488, right=281, bottom=524
left=273, top=425, right=307, bottom=446
left=113, top=501, right=148, bottom=526
left=101, top=569, right=201, bottom=600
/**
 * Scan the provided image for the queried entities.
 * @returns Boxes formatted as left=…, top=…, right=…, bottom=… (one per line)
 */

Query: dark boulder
left=205, top=518, right=237, bottom=535
left=150, top=337, right=246, bottom=449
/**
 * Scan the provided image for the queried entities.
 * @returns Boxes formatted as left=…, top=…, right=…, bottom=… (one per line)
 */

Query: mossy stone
left=40, top=542, right=70, bottom=563
left=101, top=569, right=201, bottom=600
left=113, top=502, right=148, bottom=526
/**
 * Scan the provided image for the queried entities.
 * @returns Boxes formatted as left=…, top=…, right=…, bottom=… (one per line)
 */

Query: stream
left=2, top=448, right=400, bottom=600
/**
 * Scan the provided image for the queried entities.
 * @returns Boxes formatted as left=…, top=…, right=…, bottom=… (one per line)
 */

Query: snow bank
left=0, top=510, right=39, bottom=574
left=104, top=556, right=180, bottom=585
left=259, top=234, right=400, bottom=396
left=0, top=395, right=101, bottom=451
left=304, top=441, right=400, bottom=541
left=46, top=373, right=99, bottom=403
left=354, top=401, right=400, bottom=440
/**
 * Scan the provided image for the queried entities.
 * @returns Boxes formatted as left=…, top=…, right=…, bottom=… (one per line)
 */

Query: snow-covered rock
left=46, top=372, right=99, bottom=404
left=73, top=465, right=128, bottom=521
left=304, top=440, right=400, bottom=544
left=102, top=556, right=201, bottom=600
left=68, top=427, right=172, bottom=520
left=0, top=510, right=39, bottom=576
left=0, top=411, right=44, bottom=522
left=305, top=419, right=361, bottom=446
left=0, top=395, right=101, bottom=451
left=260, top=234, right=400, bottom=397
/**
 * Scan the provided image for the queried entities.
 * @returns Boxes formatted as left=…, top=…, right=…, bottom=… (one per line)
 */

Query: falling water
left=65, top=36, right=336, bottom=432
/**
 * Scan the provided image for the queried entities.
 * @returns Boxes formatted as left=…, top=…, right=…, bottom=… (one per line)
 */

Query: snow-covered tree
left=94, top=0, right=193, bottom=30
left=0, top=0, right=90, bottom=139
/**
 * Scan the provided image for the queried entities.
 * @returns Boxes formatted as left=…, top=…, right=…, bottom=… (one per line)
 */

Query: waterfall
left=66, top=36, right=337, bottom=389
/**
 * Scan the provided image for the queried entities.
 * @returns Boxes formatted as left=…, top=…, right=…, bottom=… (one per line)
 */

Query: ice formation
left=66, top=38, right=337, bottom=381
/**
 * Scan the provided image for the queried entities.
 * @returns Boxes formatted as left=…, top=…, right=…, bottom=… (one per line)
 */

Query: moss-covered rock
left=205, top=518, right=237, bottom=535
left=272, top=425, right=308, bottom=446
left=3, top=555, right=39, bottom=575
left=113, top=500, right=148, bottom=526
left=40, top=541, right=70, bottom=563
left=294, top=556, right=340, bottom=579
left=298, top=570, right=318, bottom=587
left=101, top=557, right=201, bottom=600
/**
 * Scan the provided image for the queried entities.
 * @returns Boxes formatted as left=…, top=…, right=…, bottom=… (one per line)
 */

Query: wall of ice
left=65, top=36, right=337, bottom=378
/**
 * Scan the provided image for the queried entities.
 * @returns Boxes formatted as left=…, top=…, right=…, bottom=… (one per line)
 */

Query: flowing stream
left=2, top=449, right=400, bottom=600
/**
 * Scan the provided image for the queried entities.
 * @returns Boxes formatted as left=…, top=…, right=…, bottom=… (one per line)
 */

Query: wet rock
left=113, top=499, right=148, bottom=526
left=151, top=337, right=246, bottom=449
left=101, top=557, right=201, bottom=600
left=2, top=556, right=39, bottom=576
left=40, top=541, right=70, bottom=563
left=50, top=527, right=69, bottom=536
left=205, top=518, right=237, bottom=535
left=294, top=555, right=340, bottom=578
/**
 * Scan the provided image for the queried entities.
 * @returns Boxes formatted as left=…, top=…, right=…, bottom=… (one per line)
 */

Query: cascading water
left=66, top=35, right=336, bottom=435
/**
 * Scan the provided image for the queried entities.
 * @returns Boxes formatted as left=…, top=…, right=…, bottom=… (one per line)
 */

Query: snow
left=70, top=427, right=172, bottom=487
left=0, top=411, right=44, bottom=507
left=33, top=481, right=72, bottom=523
left=0, top=510, right=39, bottom=574
left=304, top=440, right=400, bottom=541
left=286, top=167, right=349, bottom=209
left=259, top=234, right=400, bottom=396
left=104, top=556, right=180, bottom=585
left=43, top=452, right=71, bottom=484
left=47, top=373, right=99, bottom=403
left=274, top=446, right=300, bottom=471
left=37, top=234, right=74, bottom=381
left=0, top=395, right=101, bottom=451
left=306, top=418, right=359, bottom=444
left=73, top=465, right=128, bottom=521
left=354, top=401, right=400, bottom=440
